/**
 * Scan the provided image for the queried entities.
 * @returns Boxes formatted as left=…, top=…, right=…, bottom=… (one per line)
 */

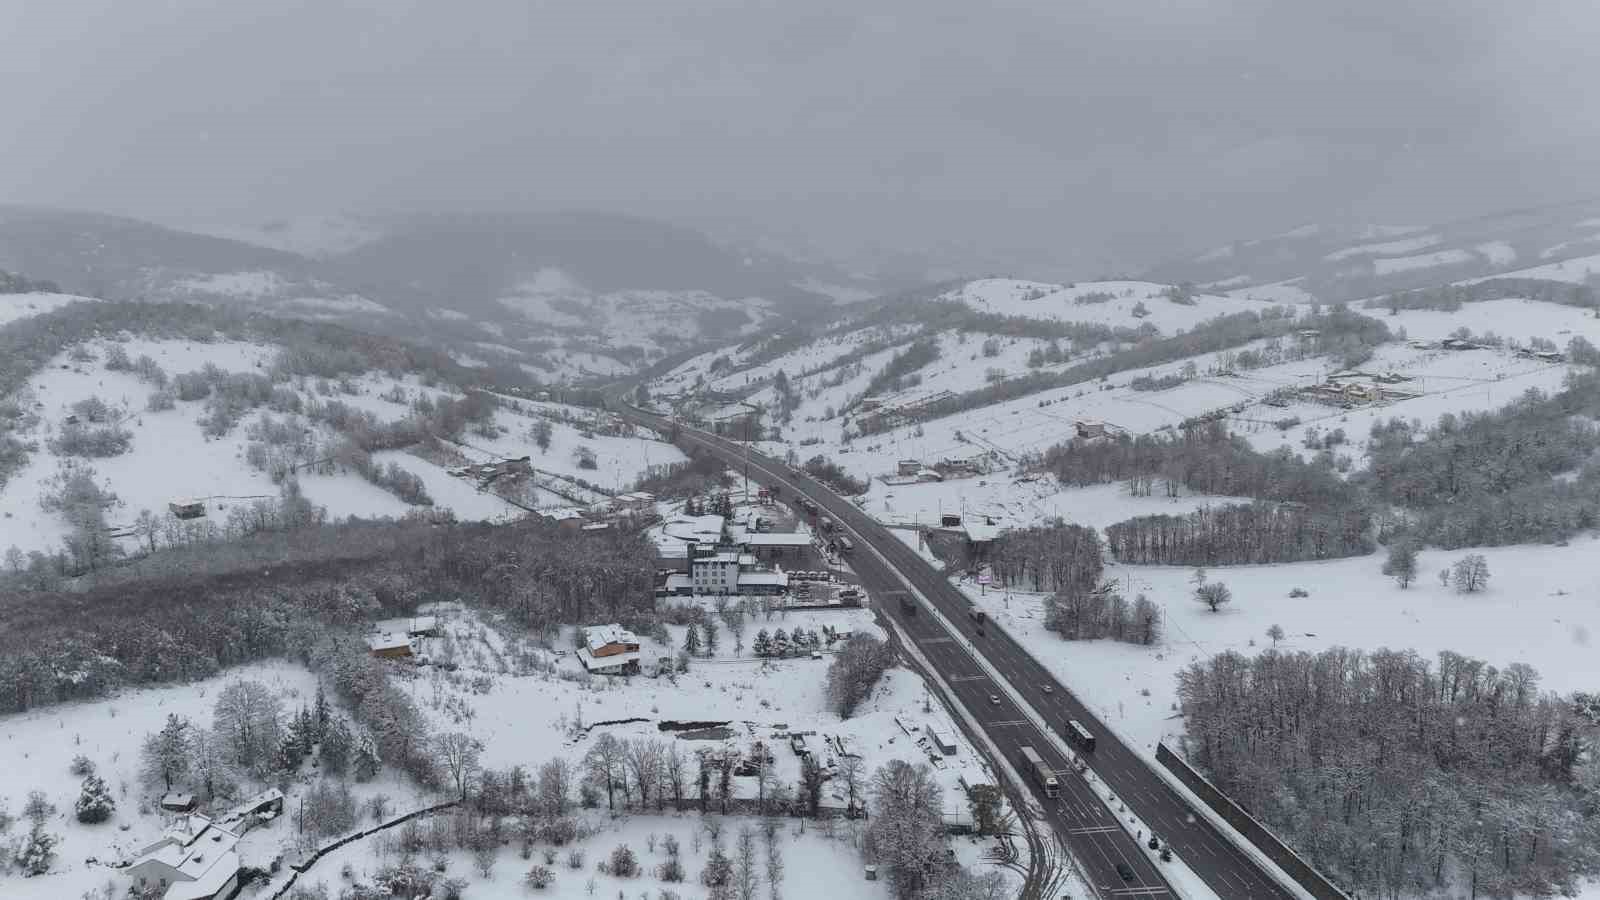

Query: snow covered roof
left=130, top=815, right=242, bottom=897
left=366, top=633, right=412, bottom=652
left=545, top=506, right=586, bottom=521
left=737, top=571, right=789, bottom=587
left=664, top=573, right=691, bottom=589
left=165, top=849, right=240, bottom=900
left=582, top=624, right=640, bottom=651
left=743, top=532, right=812, bottom=547
left=963, top=521, right=1001, bottom=542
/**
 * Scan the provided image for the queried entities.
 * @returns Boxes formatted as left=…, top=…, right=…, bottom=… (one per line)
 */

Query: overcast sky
left=4, top=0, right=1598, bottom=274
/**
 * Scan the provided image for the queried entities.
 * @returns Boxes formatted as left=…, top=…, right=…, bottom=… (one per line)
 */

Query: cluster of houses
left=126, top=791, right=286, bottom=900
left=879, top=452, right=995, bottom=486
left=1299, top=370, right=1421, bottom=407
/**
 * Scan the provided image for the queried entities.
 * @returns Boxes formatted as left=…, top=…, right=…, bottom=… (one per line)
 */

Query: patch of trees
left=825, top=634, right=895, bottom=718
left=0, top=269, right=61, bottom=294
left=631, top=450, right=732, bottom=499
left=1367, top=278, right=1597, bottom=315
left=802, top=454, right=868, bottom=495
left=856, top=338, right=941, bottom=404
left=987, top=522, right=1102, bottom=594
left=1105, top=502, right=1372, bottom=565
left=47, top=421, right=132, bottom=457
left=1129, top=372, right=1187, bottom=392
left=1044, top=419, right=1359, bottom=508
left=1178, top=647, right=1600, bottom=898
left=1360, top=374, right=1600, bottom=547
left=1044, top=581, right=1161, bottom=645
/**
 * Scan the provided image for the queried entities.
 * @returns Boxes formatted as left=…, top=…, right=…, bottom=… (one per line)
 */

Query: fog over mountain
left=6, top=0, right=1600, bottom=278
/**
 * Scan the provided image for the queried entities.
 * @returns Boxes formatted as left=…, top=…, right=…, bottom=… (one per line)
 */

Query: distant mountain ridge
left=0, top=205, right=901, bottom=382
left=1143, top=199, right=1600, bottom=303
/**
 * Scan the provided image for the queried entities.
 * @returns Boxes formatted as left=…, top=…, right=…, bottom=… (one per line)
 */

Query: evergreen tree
left=702, top=840, right=735, bottom=900
left=141, top=713, right=192, bottom=790
left=683, top=624, right=702, bottom=657
left=18, top=821, right=57, bottom=875
left=321, top=717, right=353, bottom=774
left=74, top=774, right=116, bottom=823
left=352, top=729, right=382, bottom=781
left=752, top=629, right=771, bottom=657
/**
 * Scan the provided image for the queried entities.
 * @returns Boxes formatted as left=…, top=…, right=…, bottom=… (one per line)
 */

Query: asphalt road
left=626, top=409, right=1297, bottom=899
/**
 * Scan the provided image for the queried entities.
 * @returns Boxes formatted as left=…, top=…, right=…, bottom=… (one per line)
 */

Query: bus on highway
left=1066, top=719, right=1096, bottom=752
left=1019, top=746, right=1059, bottom=797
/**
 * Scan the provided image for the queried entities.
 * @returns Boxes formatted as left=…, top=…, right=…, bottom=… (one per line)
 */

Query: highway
left=624, top=406, right=1298, bottom=899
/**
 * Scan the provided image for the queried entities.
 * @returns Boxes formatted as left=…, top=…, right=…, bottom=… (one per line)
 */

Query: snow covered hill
left=1146, top=199, right=1600, bottom=303
left=0, top=313, right=684, bottom=561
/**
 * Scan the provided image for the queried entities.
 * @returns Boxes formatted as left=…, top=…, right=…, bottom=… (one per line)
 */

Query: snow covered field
left=0, top=292, right=96, bottom=328
left=946, top=278, right=1270, bottom=331
left=964, top=538, right=1600, bottom=760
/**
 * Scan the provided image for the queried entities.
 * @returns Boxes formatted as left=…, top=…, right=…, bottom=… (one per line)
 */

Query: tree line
left=1177, top=646, right=1600, bottom=898
left=858, top=305, right=1390, bottom=435
left=1105, top=502, right=1371, bottom=565
left=0, top=516, right=661, bottom=715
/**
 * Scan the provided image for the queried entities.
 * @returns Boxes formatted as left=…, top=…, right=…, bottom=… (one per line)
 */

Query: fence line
left=267, top=799, right=461, bottom=899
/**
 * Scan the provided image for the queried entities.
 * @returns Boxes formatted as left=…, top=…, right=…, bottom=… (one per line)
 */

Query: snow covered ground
left=946, top=278, right=1271, bottom=331
left=0, top=659, right=425, bottom=900
left=1465, top=251, right=1600, bottom=285
left=0, top=339, right=681, bottom=556
left=964, top=538, right=1600, bottom=762
left=1325, top=233, right=1441, bottom=261
left=1372, top=248, right=1475, bottom=275
left=0, top=291, right=96, bottom=327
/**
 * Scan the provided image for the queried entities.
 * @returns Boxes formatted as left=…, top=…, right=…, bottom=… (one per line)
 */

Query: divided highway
left=625, top=407, right=1297, bottom=899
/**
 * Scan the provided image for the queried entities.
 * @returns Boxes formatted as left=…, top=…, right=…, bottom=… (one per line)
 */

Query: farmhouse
left=578, top=624, right=642, bottom=675
left=897, top=459, right=921, bottom=477
left=925, top=723, right=957, bottom=756
left=126, top=815, right=243, bottom=900
left=539, top=507, right=587, bottom=531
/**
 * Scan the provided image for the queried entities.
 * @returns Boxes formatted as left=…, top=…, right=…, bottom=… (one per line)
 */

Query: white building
left=691, top=549, right=743, bottom=595
left=126, top=815, right=242, bottom=900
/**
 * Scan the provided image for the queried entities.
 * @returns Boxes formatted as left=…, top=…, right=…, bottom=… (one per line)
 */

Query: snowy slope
left=0, top=291, right=97, bottom=327
left=944, top=278, right=1270, bottom=331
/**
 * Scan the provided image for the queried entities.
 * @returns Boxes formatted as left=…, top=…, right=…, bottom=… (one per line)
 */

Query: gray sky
left=5, top=0, right=1598, bottom=274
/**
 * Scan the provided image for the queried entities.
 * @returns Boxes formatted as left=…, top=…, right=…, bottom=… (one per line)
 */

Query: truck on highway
left=968, top=609, right=986, bottom=624
left=819, top=516, right=836, bottom=532
left=1066, top=719, right=1096, bottom=752
left=837, top=536, right=854, bottom=553
left=893, top=592, right=916, bottom=615
left=1019, top=745, right=1059, bottom=797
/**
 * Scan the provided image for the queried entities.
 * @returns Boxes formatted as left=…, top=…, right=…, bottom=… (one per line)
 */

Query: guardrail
left=1154, top=743, right=1351, bottom=900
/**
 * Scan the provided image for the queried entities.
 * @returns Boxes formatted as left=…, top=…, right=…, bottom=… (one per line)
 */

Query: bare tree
left=433, top=732, right=483, bottom=801
left=663, top=743, right=687, bottom=811
left=537, top=757, right=573, bottom=816
left=735, top=826, right=760, bottom=900
left=583, top=733, right=624, bottom=811
left=1452, top=554, right=1491, bottom=593
left=838, top=754, right=865, bottom=811
left=625, top=739, right=664, bottom=810
left=212, top=680, right=283, bottom=772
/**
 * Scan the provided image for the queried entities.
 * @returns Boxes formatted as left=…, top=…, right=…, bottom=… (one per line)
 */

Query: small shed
left=169, top=499, right=207, bottom=520
left=925, top=724, right=957, bottom=756
left=160, top=792, right=197, bottom=813
left=367, top=633, right=414, bottom=659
